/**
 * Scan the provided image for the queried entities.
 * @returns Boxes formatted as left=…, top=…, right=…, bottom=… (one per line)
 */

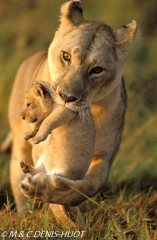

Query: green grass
left=0, top=181, right=156, bottom=239
left=0, top=0, right=157, bottom=239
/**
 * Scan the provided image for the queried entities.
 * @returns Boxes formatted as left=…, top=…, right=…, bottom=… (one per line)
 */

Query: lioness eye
left=91, top=67, right=103, bottom=74
left=62, top=52, right=71, bottom=62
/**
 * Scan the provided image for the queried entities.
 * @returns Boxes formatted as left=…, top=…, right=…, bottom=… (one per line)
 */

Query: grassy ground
left=0, top=0, right=157, bottom=239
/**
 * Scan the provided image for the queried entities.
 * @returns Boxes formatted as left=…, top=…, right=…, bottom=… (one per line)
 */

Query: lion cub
left=21, top=81, right=95, bottom=182
left=21, top=81, right=76, bottom=142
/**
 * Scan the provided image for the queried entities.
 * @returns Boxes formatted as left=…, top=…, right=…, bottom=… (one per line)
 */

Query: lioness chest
left=91, top=86, right=125, bottom=157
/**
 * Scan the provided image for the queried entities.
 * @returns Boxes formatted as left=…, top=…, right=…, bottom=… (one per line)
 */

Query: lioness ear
left=60, top=0, right=84, bottom=28
left=113, top=21, right=139, bottom=61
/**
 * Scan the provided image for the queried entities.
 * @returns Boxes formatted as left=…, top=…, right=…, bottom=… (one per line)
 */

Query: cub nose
left=59, top=90, right=78, bottom=103
left=21, top=112, right=25, bottom=120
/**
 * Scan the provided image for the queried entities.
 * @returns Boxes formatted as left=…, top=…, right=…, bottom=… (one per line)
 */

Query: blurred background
left=0, top=0, right=156, bottom=206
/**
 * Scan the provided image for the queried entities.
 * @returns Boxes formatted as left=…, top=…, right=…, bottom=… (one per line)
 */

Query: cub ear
left=34, top=84, right=50, bottom=98
left=60, top=0, right=84, bottom=28
left=113, top=21, right=139, bottom=61
left=35, top=86, right=45, bottom=98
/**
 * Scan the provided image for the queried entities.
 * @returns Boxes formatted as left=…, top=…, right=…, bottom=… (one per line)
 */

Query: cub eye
left=26, top=103, right=31, bottom=108
left=62, top=52, right=71, bottom=62
left=91, top=67, right=103, bottom=74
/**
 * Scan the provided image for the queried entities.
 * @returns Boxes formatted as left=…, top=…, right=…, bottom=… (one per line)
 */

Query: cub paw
left=23, top=129, right=38, bottom=140
left=23, top=132, right=32, bottom=140
left=20, top=175, right=38, bottom=199
left=33, top=133, right=48, bottom=144
left=20, top=160, right=30, bottom=174
left=20, top=173, right=49, bottom=201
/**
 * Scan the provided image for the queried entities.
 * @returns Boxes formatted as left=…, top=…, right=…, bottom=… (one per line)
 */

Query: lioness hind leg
left=0, top=131, right=12, bottom=153
left=20, top=160, right=39, bottom=175
left=49, top=204, right=85, bottom=228
left=10, top=139, right=33, bottom=212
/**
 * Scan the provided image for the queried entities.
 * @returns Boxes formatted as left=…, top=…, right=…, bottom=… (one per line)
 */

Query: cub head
left=21, top=82, right=53, bottom=126
left=48, top=0, right=138, bottom=112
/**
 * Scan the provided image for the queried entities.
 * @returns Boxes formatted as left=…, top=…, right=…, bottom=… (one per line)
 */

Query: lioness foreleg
left=49, top=204, right=85, bottom=228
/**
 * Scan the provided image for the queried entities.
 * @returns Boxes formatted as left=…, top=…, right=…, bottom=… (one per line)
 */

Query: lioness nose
left=59, top=90, right=78, bottom=103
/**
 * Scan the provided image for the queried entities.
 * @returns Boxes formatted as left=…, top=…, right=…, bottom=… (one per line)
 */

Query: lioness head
left=21, top=82, right=52, bottom=126
left=48, top=0, right=138, bottom=112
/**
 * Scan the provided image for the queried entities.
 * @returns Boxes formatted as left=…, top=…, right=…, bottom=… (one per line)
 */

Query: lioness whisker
left=84, top=108, right=91, bottom=123
left=82, top=110, right=85, bottom=122
left=78, top=110, right=83, bottom=121
left=78, top=107, right=90, bottom=123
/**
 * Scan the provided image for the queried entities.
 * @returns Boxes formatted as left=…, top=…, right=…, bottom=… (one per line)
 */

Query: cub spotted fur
left=20, top=81, right=95, bottom=182
left=8, top=0, right=138, bottom=227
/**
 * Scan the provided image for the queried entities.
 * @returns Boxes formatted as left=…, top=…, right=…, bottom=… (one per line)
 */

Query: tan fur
left=0, top=131, right=12, bottom=153
left=20, top=82, right=95, bottom=182
left=8, top=0, right=138, bottom=226
left=21, top=82, right=53, bottom=140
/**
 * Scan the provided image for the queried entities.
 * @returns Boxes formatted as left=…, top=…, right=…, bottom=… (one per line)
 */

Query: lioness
left=20, top=81, right=95, bottom=182
left=8, top=0, right=138, bottom=226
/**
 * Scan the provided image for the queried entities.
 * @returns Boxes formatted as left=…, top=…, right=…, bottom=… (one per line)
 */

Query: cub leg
left=20, top=156, right=109, bottom=206
left=49, top=204, right=85, bottom=228
left=33, top=105, right=76, bottom=144
left=54, top=157, right=109, bottom=200
left=20, top=154, right=46, bottom=175
left=20, top=160, right=38, bottom=175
